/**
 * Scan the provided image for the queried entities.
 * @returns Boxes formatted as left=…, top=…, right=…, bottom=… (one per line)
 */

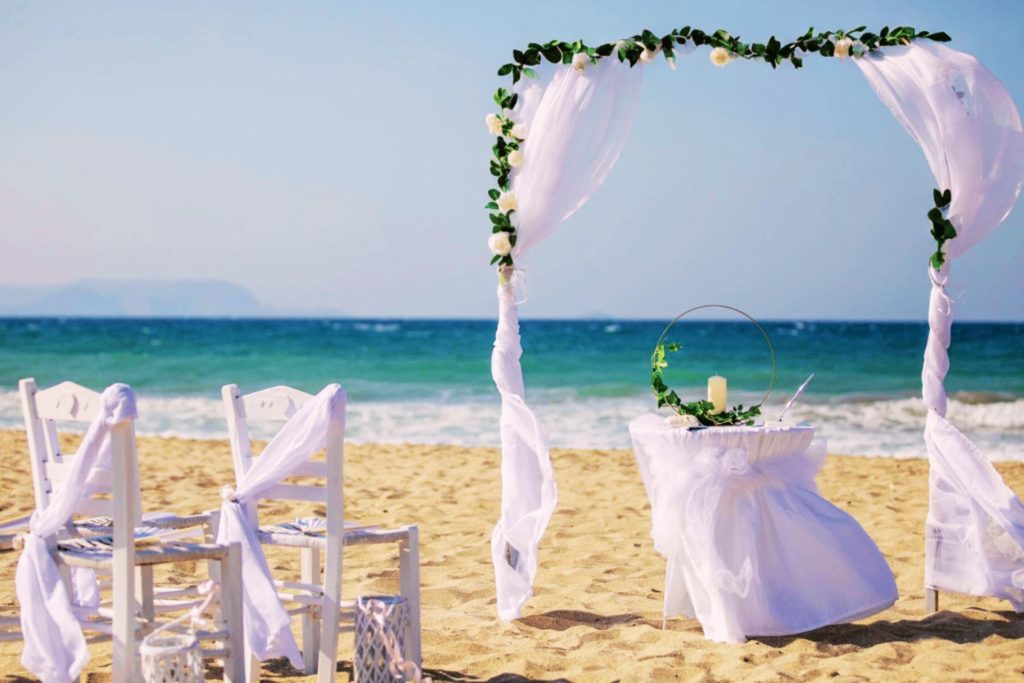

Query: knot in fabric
left=694, top=446, right=751, bottom=477
left=220, top=485, right=238, bottom=502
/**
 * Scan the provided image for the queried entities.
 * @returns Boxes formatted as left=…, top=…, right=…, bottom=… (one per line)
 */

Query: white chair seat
left=258, top=517, right=412, bottom=548
left=57, top=539, right=235, bottom=567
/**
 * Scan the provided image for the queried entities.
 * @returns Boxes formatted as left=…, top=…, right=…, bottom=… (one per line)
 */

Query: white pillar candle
left=708, top=375, right=727, bottom=415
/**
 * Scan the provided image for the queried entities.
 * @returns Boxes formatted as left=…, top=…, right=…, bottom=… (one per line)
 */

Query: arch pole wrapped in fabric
left=856, top=42, right=1024, bottom=609
left=490, top=58, right=643, bottom=620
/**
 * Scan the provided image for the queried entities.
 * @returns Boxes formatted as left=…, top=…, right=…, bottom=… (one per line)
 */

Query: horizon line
left=0, top=315, right=1021, bottom=325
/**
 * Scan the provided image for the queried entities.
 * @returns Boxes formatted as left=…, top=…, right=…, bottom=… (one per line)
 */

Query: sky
left=1, top=0, right=1022, bottom=320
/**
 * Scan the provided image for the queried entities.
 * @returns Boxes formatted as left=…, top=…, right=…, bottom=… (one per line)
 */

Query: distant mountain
left=0, top=279, right=341, bottom=318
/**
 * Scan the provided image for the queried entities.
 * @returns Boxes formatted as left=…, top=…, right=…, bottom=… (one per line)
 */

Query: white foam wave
left=0, top=391, right=1020, bottom=461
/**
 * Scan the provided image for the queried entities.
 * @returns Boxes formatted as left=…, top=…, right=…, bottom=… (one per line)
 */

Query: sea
left=0, top=318, right=1021, bottom=460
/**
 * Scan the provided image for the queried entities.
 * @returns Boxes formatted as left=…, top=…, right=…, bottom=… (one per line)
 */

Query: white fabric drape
left=630, top=416, right=897, bottom=643
left=856, top=42, right=1024, bottom=605
left=217, top=383, right=347, bottom=668
left=491, top=57, right=643, bottom=620
left=16, top=384, right=137, bottom=683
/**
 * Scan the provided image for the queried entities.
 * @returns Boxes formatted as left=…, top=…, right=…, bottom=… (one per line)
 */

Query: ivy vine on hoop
left=651, top=305, right=776, bottom=427
left=485, top=25, right=954, bottom=271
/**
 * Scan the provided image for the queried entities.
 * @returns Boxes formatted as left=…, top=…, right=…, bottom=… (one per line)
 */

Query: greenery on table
left=651, top=342, right=762, bottom=427
left=484, top=24, right=953, bottom=271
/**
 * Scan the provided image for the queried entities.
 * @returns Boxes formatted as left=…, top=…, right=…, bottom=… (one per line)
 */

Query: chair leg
left=925, top=588, right=939, bottom=613
left=204, top=508, right=226, bottom=666
left=317, top=534, right=343, bottom=683
left=136, top=565, right=155, bottom=624
left=399, top=526, right=422, bottom=669
left=221, top=542, right=247, bottom=683
left=112, top=561, right=136, bottom=682
left=301, top=546, right=322, bottom=674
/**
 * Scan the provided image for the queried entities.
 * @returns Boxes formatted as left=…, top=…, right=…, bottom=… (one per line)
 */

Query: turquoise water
left=0, top=318, right=1021, bottom=458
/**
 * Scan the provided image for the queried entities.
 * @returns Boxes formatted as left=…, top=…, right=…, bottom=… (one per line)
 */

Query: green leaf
left=927, top=207, right=944, bottom=223
left=497, top=64, right=513, bottom=76
left=942, top=188, right=952, bottom=205
left=490, top=254, right=501, bottom=265
left=542, top=46, right=561, bottom=62
left=929, top=31, right=952, bottom=42
left=512, top=49, right=525, bottom=63
left=933, top=188, right=943, bottom=206
left=488, top=189, right=500, bottom=200
left=523, top=67, right=537, bottom=79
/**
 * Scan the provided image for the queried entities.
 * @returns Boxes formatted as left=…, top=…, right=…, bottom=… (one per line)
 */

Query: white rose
left=639, top=47, right=658, bottom=64
left=834, top=37, right=853, bottom=60
left=667, top=414, right=700, bottom=429
left=709, top=47, right=732, bottom=67
left=485, top=113, right=503, bottom=136
left=511, top=123, right=527, bottom=140
left=488, top=232, right=512, bottom=256
left=496, top=191, right=518, bottom=213
left=507, top=149, right=523, bottom=168
left=571, top=52, right=588, bottom=72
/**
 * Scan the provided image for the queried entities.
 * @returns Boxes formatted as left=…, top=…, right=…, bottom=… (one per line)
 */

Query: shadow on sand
left=754, top=608, right=1024, bottom=648
left=517, top=609, right=643, bottom=632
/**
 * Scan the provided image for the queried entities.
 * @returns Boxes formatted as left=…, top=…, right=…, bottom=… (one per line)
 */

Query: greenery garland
left=651, top=342, right=762, bottom=426
left=929, top=188, right=955, bottom=269
left=485, top=25, right=953, bottom=269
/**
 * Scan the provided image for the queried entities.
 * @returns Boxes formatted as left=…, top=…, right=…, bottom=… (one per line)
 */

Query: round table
left=629, top=413, right=898, bottom=643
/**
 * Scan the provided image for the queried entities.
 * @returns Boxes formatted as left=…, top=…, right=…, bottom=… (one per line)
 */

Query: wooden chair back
left=19, top=378, right=142, bottom=526
left=221, top=384, right=344, bottom=516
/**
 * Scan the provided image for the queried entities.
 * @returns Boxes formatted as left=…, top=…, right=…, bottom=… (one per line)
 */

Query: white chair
left=222, top=383, right=421, bottom=682
left=21, top=379, right=213, bottom=542
left=12, top=378, right=246, bottom=682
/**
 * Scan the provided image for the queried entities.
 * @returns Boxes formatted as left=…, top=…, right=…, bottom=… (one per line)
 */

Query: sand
left=1, top=428, right=1022, bottom=682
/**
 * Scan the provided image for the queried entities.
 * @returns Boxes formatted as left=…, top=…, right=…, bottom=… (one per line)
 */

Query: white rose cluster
left=667, top=413, right=701, bottom=429
left=496, top=191, right=518, bottom=213
left=485, top=113, right=503, bottom=136
left=709, top=47, right=732, bottom=67
left=488, top=231, right=512, bottom=257
left=572, top=52, right=589, bottom=72
left=639, top=47, right=658, bottom=64
left=834, top=36, right=853, bottom=60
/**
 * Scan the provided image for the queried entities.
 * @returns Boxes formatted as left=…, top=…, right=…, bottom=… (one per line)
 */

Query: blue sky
left=1, top=0, right=1022, bottom=320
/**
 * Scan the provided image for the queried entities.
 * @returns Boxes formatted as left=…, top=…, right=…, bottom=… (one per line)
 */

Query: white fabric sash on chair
left=216, top=383, right=347, bottom=668
left=15, top=384, right=137, bottom=683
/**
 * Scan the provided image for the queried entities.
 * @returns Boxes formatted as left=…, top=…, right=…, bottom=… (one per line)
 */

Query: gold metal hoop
left=653, top=304, right=776, bottom=408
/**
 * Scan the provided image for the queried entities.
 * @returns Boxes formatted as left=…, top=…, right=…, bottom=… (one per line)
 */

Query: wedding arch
left=484, top=25, right=1024, bottom=621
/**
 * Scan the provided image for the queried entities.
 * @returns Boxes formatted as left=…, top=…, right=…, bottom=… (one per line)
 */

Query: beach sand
left=1, top=429, right=1022, bottom=681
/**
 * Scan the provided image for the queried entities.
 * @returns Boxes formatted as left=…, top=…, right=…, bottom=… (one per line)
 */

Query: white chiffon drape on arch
left=856, top=42, right=1024, bottom=608
left=491, top=57, right=643, bottom=620
left=491, top=40, right=1024, bottom=621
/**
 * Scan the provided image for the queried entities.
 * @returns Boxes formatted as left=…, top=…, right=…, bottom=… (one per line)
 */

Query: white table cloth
left=629, top=414, right=898, bottom=643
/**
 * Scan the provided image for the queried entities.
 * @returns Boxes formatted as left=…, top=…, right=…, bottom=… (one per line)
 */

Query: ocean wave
left=0, top=391, right=1019, bottom=461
